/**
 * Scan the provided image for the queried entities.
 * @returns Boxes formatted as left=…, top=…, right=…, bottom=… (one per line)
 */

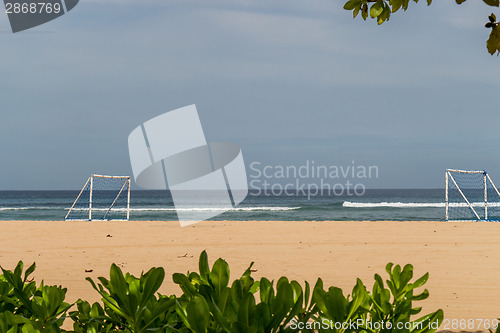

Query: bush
left=0, top=253, right=443, bottom=333
left=0, top=261, right=70, bottom=332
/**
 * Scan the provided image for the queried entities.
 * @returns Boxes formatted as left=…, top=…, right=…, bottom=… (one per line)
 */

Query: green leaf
left=86, top=277, right=128, bottom=320
left=109, top=264, right=128, bottom=298
left=361, top=4, right=369, bottom=20
left=21, top=323, right=36, bottom=333
left=239, top=275, right=256, bottom=295
left=175, top=299, right=189, bottom=327
left=89, top=302, right=102, bottom=317
left=143, top=297, right=176, bottom=329
left=412, top=272, right=429, bottom=289
left=304, top=281, right=311, bottom=309
left=344, top=0, right=361, bottom=10
left=214, top=287, right=231, bottom=315
left=353, top=4, right=362, bottom=18
left=231, top=279, right=244, bottom=303
left=385, top=263, right=394, bottom=276
left=259, top=278, right=273, bottom=304
left=172, top=273, right=197, bottom=296
left=377, top=4, right=391, bottom=24
left=186, top=296, right=210, bottom=333
left=275, top=277, right=293, bottom=315
left=347, top=279, right=368, bottom=320
left=207, top=291, right=231, bottom=332
left=198, top=250, right=210, bottom=282
left=487, top=25, right=500, bottom=54
left=400, top=264, right=414, bottom=287
left=409, top=309, right=443, bottom=333
left=413, top=289, right=430, bottom=301
left=325, top=287, right=347, bottom=320
left=140, top=267, right=165, bottom=308
left=211, top=258, right=230, bottom=298
left=23, top=263, right=36, bottom=283
left=285, top=282, right=304, bottom=321
left=13, top=262, right=23, bottom=280
left=372, top=274, right=391, bottom=315
left=237, top=292, right=257, bottom=329
left=483, top=0, right=500, bottom=6
left=391, top=0, right=403, bottom=13
left=249, top=280, right=260, bottom=294
left=370, top=2, right=384, bottom=18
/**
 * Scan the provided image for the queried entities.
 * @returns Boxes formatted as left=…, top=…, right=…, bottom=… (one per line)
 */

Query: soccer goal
left=65, top=174, right=131, bottom=221
left=445, top=169, right=500, bottom=221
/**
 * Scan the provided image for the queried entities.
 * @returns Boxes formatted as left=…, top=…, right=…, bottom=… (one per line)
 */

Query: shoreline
left=0, top=220, right=498, bottom=331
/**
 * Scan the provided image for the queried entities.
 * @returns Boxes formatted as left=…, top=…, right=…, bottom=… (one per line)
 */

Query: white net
left=65, top=175, right=130, bottom=220
left=446, top=169, right=500, bottom=221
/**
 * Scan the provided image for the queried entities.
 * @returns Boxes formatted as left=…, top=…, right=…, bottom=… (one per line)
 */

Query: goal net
left=445, top=169, right=500, bottom=221
left=65, top=174, right=131, bottom=221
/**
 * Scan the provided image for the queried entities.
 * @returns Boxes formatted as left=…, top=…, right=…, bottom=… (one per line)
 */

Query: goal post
left=65, top=174, right=131, bottom=221
left=445, top=169, right=500, bottom=221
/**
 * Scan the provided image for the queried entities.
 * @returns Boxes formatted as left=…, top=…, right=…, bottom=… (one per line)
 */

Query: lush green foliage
left=308, top=263, right=443, bottom=333
left=173, top=252, right=312, bottom=332
left=342, top=0, right=500, bottom=54
left=0, top=253, right=443, bottom=333
left=71, top=264, right=178, bottom=332
left=0, top=261, right=71, bottom=333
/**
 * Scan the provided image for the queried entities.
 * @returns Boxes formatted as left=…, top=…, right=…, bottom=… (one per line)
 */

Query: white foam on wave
left=0, top=207, right=56, bottom=211
left=66, top=206, right=301, bottom=212
left=129, top=206, right=301, bottom=212
left=343, top=201, right=444, bottom=208
left=343, top=201, right=500, bottom=208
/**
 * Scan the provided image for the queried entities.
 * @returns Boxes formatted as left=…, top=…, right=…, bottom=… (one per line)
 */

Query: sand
left=0, top=220, right=499, bottom=332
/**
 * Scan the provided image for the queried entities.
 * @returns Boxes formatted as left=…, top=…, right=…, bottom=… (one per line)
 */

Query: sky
left=0, top=0, right=499, bottom=190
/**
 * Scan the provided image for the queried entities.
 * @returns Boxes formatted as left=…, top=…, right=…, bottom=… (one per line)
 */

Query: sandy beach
left=1, top=220, right=499, bottom=331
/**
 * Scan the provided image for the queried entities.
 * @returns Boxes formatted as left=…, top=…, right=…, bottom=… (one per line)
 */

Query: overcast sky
left=0, top=0, right=499, bottom=190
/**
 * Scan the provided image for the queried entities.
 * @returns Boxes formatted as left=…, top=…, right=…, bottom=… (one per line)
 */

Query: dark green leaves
left=310, top=263, right=442, bottom=333
left=0, top=255, right=445, bottom=333
left=484, top=0, right=500, bottom=7
left=0, top=261, right=71, bottom=332
left=486, top=13, right=500, bottom=54
left=173, top=251, right=311, bottom=333
left=368, top=263, right=442, bottom=333
left=211, top=258, right=230, bottom=297
left=344, top=0, right=500, bottom=55
left=343, top=0, right=364, bottom=19
left=487, top=25, right=500, bottom=54
left=343, top=0, right=361, bottom=11
left=186, top=296, right=210, bottom=333
left=370, top=2, right=384, bottom=18
left=85, top=264, right=176, bottom=333
left=343, top=0, right=433, bottom=25
left=198, top=250, right=210, bottom=281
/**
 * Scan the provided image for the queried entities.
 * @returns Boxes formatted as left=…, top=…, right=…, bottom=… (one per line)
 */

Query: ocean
left=0, top=189, right=446, bottom=221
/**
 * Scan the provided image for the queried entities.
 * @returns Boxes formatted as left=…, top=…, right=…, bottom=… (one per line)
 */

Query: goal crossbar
left=446, top=169, right=485, bottom=174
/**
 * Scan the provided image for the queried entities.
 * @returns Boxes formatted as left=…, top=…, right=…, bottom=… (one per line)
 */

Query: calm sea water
left=0, top=189, right=446, bottom=221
